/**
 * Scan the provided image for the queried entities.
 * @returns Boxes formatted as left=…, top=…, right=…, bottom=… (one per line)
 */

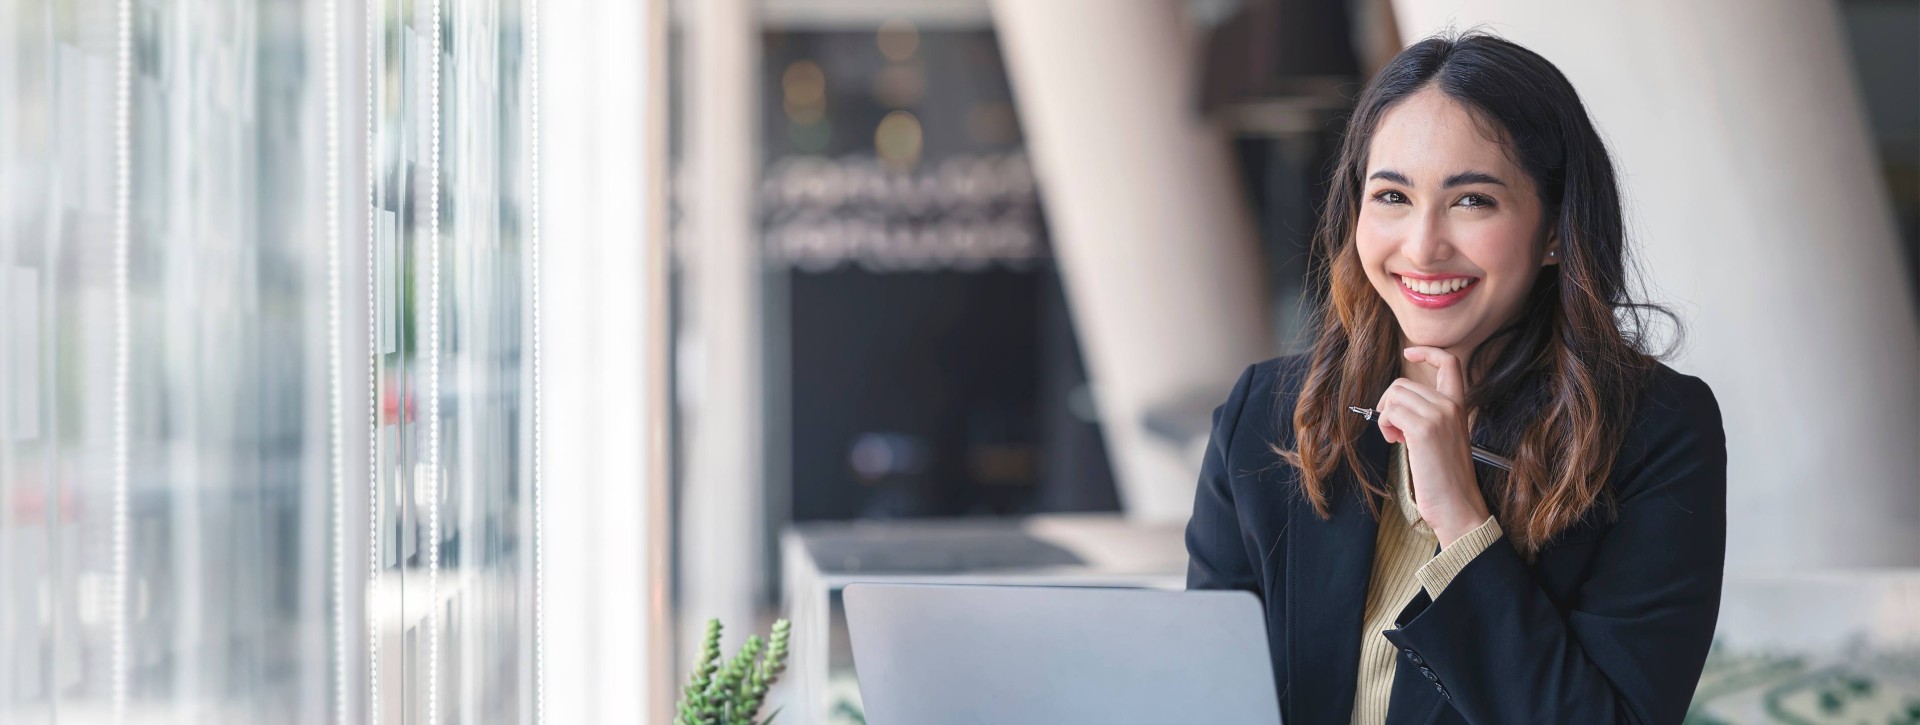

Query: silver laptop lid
left=845, top=583, right=1281, bottom=725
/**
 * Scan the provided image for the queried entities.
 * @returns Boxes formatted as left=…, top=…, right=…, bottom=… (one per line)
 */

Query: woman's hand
left=1373, top=346, right=1493, bottom=547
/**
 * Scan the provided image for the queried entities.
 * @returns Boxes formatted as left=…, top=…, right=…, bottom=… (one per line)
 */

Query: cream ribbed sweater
left=1347, top=442, right=1506, bottom=725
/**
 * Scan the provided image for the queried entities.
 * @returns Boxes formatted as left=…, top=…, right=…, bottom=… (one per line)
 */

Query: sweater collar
left=1389, top=441, right=1434, bottom=536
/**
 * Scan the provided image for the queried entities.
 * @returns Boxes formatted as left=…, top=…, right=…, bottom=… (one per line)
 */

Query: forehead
left=1365, top=89, right=1522, bottom=181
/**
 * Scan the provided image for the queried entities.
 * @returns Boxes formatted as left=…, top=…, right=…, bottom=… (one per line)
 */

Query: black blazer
left=1185, top=354, right=1726, bottom=725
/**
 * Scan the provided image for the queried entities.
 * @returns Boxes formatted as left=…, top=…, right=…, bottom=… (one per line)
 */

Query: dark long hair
left=1275, top=29, right=1680, bottom=557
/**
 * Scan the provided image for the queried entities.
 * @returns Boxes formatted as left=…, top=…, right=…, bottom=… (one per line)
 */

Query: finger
left=1376, top=384, right=1439, bottom=440
left=1373, top=388, right=1404, bottom=443
left=1401, top=346, right=1464, bottom=400
left=1378, top=381, right=1440, bottom=417
left=1378, top=417, right=1403, bottom=444
left=1387, top=376, right=1448, bottom=409
left=1403, top=346, right=1467, bottom=401
left=1389, top=379, right=1460, bottom=440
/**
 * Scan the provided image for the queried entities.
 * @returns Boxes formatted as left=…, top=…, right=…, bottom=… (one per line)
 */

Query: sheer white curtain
left=0, top=0, right=565, bottom=721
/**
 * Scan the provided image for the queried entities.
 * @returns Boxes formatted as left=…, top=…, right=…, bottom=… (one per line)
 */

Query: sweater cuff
left=1417, top=514, right=1503, bottom=597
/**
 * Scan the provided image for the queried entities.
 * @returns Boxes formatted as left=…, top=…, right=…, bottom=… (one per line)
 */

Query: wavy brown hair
left=1274, top=30, right=1680, bottom=558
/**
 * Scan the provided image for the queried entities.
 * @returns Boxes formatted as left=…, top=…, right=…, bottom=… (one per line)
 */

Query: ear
left=1543, top=232, right=1562, bottom=266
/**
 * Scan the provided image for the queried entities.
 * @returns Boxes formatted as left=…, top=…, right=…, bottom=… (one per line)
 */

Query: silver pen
left=1347, top=406, right=1515, bottom=471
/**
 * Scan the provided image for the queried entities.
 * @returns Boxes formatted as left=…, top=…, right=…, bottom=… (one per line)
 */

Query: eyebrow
left=1367, top=169, right=1508, bottom=188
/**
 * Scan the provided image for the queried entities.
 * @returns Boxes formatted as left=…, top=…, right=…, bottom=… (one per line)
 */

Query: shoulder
left=1238, top=352, right=1312, bottom=400
left=1219, top=353, right=1308, bottom=416
left=1624, top=361, right=1725, bottom=456
left=1634, top=361, right=1722, bottom=421
left=1210, top=353, right=1310, bottom=454
left=1612, top=361, right=1727, bottom=503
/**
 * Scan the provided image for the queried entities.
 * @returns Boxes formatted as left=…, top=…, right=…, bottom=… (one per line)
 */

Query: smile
left=1394, top=274, right=1479, bottom=309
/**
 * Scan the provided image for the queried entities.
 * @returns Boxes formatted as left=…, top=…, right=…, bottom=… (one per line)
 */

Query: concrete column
left=991, top=0, right=1273, bottom=522
left=1391, top=0, right=1920, bottom=570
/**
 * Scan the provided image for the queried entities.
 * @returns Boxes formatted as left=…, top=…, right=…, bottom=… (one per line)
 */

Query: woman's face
left=1356, top=88, right=1559, bottom=358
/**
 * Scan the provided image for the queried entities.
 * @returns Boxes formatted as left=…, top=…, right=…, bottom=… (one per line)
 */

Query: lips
left=1394, top=273, right=1479, bottom=309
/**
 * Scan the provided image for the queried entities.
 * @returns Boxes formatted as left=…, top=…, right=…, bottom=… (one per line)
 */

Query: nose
left=1403, top=207, right=1454, bottom=267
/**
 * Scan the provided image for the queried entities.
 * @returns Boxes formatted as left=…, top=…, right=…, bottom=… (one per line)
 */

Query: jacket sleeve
left=1185, top=363, right=1262, bottom=595
left=1382, top=373, right=1727, bottom=724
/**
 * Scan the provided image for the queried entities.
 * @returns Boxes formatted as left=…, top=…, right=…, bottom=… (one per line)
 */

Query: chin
left=1394, top=322, right=1468, bottom=350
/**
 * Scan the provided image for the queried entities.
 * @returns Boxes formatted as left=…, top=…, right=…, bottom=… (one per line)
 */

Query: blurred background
left=1, top=0, right=1914, bottom=722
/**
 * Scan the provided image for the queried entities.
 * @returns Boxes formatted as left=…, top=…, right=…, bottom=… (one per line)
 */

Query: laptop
left=844, top=583, right=1282, bottom=725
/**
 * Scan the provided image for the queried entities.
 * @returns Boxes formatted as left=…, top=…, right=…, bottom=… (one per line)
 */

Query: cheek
left=1456, top=222, right=1543, bottom=293
left=1354, top=214, right=1394, bottom=270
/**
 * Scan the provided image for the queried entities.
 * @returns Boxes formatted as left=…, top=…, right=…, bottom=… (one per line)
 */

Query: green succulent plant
left=675, top=617, right=792, bottom=725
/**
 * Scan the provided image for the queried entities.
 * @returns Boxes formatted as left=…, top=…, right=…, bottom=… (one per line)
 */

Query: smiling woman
left=1184, top=29, right=1728, bottom=725
left=1285, top=30, right=1677, bottom=557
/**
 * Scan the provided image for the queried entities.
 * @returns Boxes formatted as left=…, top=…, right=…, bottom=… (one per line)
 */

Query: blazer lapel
left=1285, top=422, right=1388, bottom=725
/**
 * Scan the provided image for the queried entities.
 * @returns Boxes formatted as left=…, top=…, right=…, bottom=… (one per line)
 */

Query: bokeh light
left=782, top=59, right=827, bottom=124
left=874, top=110, right=924, bottom=170
left=877, top=18, right=919, bottom=62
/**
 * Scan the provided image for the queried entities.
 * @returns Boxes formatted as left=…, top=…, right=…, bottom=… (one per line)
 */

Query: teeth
left=1401, top=276, right=1472, bottom=295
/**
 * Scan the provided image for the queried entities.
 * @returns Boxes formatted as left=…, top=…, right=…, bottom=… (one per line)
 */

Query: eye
left=1456, top=193, right=1497, bottom=209
left=1370, top=189, right=1408, bottom=205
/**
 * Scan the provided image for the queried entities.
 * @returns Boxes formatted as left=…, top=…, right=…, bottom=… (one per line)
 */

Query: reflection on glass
left=2, top=0, right=540, bottom=721
left=4, top=0, right=337, bottom=719
left=370, top=0, right=536, bottom=721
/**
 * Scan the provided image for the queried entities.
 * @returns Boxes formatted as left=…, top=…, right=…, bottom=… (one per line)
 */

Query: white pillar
left=1391, top=0, right=1920, bottom=570
left=990, top=0, right=1273, bottom=522
left=543, top=0, right=662, bottom=719
left=679, top=0, right=765, bottom=667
